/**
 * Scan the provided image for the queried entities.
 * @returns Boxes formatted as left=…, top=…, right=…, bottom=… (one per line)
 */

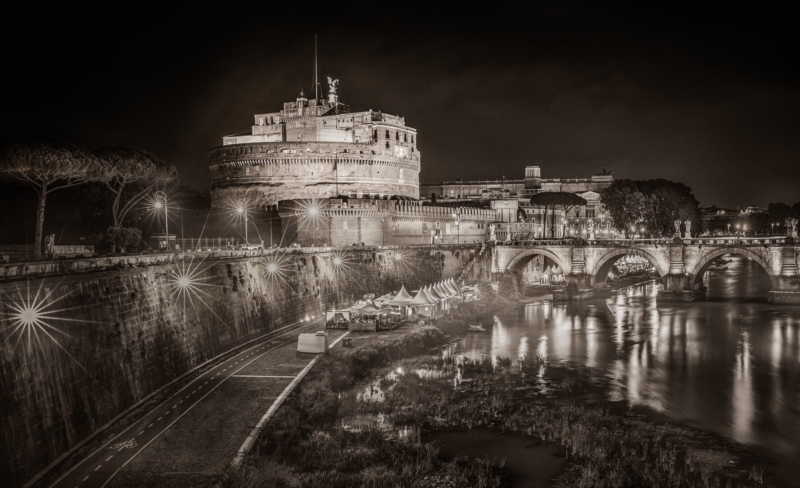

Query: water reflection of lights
left=731, top=329, right=755, bottom=444
left=491, top=315, right=510, bottom=360
left=517, top=336, right=529, bottom=360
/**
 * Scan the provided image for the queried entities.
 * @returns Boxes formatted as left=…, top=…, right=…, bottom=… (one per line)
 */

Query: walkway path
left=50, top=322, right=345, bottom=488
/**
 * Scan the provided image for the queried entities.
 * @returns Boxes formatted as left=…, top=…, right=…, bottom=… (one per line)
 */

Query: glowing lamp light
left=308, top=206, right=318, bottom=217
left=237, top=206, right=244, bottom=214
left=177, top=276, right=191, bottom=288
left=333, top=257, right=343, bottom=266
left=18, top=306, right=40, bottom=326
left=266, top=262, right=279, bottom=274
left=154, top=201, right=163, bottom=209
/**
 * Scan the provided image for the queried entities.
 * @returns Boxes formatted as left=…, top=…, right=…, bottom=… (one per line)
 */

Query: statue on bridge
left=787, top=217, right=798, bottom=238
left=673, top=220, right=682, bottom=238
left=587, top=220, right=595, bottom=240
left=684, top=220, right=692, bottom=238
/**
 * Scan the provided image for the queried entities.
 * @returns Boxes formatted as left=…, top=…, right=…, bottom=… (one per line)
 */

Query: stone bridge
left=493, top=237, right=800, bottom=303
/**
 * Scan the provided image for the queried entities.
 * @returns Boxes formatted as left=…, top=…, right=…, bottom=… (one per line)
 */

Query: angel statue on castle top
left=327, top=77, right=339, bottom=105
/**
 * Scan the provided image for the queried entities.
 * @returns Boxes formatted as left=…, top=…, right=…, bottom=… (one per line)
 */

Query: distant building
left=421, top=167, right=615, bottom=238
left=208, top=79, right=494, bottom=246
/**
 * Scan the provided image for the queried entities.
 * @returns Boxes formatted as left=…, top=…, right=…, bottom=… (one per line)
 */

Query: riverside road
left=50, top=320, right=346, bottom=488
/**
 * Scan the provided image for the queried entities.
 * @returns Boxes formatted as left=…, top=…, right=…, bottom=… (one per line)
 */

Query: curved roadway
left=49, top=320, right=337, bottom=488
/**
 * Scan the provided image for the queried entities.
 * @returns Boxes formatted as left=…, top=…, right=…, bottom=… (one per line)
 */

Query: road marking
left=231, top=375, right=296, bottom=378
left=198, top=385, right=203, bottom=389
left=179, top=400, right=184, bottom=404
left=139, top=430, right=144, bottom=435
left=157, top=417, right=162, bottom=421
left=94, top=465, right=102, bottom=471
left=205, top=381, right=209, bottom=384
left=216, top=373, right=220, bottom=376
left=149, top=423, right=154, bottom=427
left=46, top=322, right=308, bottom=488
left=173, top=405, right=177, bottom=409
left=106, top=456, right=113, bottom=461
left=193, top=390, right=197, bottom=393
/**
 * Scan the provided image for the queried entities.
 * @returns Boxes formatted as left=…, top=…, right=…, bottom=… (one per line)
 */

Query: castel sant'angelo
left=208, top=76, right=495, bottom=247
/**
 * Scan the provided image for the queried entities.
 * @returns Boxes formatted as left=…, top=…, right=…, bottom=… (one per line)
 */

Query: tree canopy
left=0, top=141, right=109, bottom=257
left=529, top=191, right=587, bottom=208
left=600, top=179, right=701, bottom=237
left=94, top=147, right=178, bottom=228
left=530, top=191, right=588, bottom=238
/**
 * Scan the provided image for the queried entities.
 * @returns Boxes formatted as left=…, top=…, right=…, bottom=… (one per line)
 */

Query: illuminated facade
left=209, top=81, right=495, bottom=246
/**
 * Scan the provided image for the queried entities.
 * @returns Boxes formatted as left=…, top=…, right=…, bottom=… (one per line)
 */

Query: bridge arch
left=506, top=249, right=570, bottom=275
left=591, top=248, right=668, bottom=283
left=689, top=247, right=777, bottom=288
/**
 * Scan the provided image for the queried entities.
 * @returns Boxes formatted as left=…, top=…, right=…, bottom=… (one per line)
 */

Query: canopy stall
left=374, top=292, right=395, bottom=307
left=408, top=287, right=439, bottom=318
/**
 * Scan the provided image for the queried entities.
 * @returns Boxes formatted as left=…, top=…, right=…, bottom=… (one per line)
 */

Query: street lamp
left=380, top=210, right=387, bottom=246
left=154, top=191, right=169, bottom=251
left=452, top=209, right=461, bottom=244
left=236, top=205, right=248, bottom=244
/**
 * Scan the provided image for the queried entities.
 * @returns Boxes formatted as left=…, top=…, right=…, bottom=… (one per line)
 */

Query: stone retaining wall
left=0, top=247, right=472, bottom=487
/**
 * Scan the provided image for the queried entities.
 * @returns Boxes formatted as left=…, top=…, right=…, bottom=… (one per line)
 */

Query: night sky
left=2, top=2, right=798, bottom=208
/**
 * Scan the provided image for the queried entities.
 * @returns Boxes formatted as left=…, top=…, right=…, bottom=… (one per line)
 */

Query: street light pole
left=380, top=210, right=386, bottom=246
left=155, top=191, right=169, bottom=250
left=452, top=208, right=461, bottom=244
left=236, top=205, right=248, bottom=245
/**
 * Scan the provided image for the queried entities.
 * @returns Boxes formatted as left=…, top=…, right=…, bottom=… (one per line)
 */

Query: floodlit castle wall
left=0, top=248, right=470, bottom=487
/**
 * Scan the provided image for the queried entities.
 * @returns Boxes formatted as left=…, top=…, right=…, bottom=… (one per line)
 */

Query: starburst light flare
left=2, top=279, right=96, bottom=375
left=329, top=250, right=356, bottom=280
left=388, top=247, right=423, bottom=281
left=260, top=251, right=293, bottom=290
left=167, top=255, right=231, bottom=331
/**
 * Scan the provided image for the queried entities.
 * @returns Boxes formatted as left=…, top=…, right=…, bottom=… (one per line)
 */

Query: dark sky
left=3, top=2, right=798, bottom=208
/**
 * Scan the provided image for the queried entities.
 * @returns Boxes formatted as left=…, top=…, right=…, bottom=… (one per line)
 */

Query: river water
left=453, top=255, right=800, bottom=485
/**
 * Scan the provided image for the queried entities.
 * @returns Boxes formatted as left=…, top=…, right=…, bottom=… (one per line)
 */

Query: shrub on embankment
left=233, top=324, right=509, bottom=487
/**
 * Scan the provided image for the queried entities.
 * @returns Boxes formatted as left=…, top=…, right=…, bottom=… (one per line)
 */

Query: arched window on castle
left=395, top=132, right=400, bottom=141
left=403, top=133, right=407, bottom=142
left=385, top=130, right=390, bottom=138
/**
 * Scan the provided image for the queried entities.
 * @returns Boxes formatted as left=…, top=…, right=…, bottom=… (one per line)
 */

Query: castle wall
left=209, top=141, right=420, bottom=205
left=0, top=248, right=470, bottom=487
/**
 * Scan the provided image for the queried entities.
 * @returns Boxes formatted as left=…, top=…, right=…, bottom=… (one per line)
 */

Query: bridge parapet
left=493, top=240, right=800, bottom=304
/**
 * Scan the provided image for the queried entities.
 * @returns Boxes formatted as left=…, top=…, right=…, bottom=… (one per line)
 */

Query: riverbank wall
left=0, top=247, right=473, bottom=487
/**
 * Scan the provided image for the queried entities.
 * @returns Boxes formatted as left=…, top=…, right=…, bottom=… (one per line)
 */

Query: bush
left=106, top=226, right=142, bottom=252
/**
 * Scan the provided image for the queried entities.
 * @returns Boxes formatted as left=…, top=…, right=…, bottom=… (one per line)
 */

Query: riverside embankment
left=234, top=277, right=787, bottom=487
left=0, top=246, right=477, bottom=488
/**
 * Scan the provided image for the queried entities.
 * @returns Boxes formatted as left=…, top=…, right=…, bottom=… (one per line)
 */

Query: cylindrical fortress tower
left=209, top=88, right=420, bottom=208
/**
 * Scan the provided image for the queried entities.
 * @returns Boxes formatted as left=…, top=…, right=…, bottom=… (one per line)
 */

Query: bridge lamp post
left=236, top=205, right=248, bottom=244
left=772, top=222, right=775, bottom=234
left=452, top=210, right=461, bottom=244
left=154, top=191, right=169, bottom=251
left=727, top=223, right=731, bottom=234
